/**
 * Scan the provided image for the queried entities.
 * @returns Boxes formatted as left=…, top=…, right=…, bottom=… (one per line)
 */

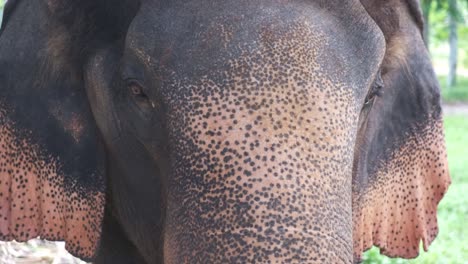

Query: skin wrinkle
left=85, top=48, right=168, bottom=263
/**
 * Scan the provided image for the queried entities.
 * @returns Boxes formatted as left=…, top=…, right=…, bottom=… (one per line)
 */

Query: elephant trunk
left=163, top=119, right=356, bottom=263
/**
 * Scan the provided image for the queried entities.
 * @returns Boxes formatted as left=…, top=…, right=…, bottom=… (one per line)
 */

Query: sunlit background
left=0, top=0, right=467, bottom=263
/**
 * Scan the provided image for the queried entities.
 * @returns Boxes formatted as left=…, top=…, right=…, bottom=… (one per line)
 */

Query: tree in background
left=422, top=0, right=467, bottom=88
left=422, top=0, right=433, bottom=47
left=448, top=0, right=460, bottom=87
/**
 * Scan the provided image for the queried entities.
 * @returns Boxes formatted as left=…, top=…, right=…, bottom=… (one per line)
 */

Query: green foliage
left=423, top=0, right=468, bottom=20
left=363, top=115, right=468, bottom=263
left=425, top=0, right=468, bottom=43
left=432, top=43, right=468, bottom=102
left=439, top=75, right=468, bottom=102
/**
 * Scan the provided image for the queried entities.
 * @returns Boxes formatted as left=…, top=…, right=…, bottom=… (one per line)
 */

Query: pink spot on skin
left=49, top=106, right=85, bottom=143
left=67, top=113, right=85, bottom=143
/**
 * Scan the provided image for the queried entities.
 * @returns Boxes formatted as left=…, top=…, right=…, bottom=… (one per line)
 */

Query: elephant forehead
left=157, top=18, right=360, bottom=148
left=126, top=1, right=384, bottom=92
left=160, top=19, right=361, bottom=216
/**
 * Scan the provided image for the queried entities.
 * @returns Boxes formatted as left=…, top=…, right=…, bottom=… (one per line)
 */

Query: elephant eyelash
left=365, top=86, right=383, bottom=104
left=365, top=71, right=384, bottom=105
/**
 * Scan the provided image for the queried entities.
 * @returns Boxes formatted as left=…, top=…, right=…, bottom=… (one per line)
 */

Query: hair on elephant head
left=0, top=0, right=450, bottom=263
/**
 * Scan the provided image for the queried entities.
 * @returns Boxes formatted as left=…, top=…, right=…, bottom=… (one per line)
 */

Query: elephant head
left=0, top=0, right=450, bottom=263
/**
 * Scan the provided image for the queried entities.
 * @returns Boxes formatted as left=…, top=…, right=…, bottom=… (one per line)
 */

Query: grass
left=362, top=115, right=468, bottom=264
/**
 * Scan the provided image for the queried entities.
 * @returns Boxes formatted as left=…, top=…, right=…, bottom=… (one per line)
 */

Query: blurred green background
left=0, top=0, right=467, bottom=263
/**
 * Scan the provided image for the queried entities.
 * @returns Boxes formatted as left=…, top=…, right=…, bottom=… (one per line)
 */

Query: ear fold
left=353, top=0, right=451, bottom=261
left=0, top=0, right=105, bottom=260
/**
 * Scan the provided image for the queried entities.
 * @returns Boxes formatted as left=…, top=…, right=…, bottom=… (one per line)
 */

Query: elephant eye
left=365, top=71, right=384, bottom=105
left=125, top=79, right=158, bottom=110
left=127, top=80, right=147, bottom=98
left=131, top=85, right=143, bottom=96
left=127, top=81, right=145, bottom=96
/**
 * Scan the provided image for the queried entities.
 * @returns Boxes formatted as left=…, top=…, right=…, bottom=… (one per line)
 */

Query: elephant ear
left=353, top=0, right=451, bottom=261
left=0, top=0, right=106, bottom=260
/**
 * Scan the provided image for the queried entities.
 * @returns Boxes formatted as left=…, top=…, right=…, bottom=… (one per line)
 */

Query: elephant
left=0, top=0, right=451, bottom=263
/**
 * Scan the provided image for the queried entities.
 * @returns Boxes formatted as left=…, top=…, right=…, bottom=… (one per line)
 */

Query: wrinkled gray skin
left=0, top=0, right=450, bottom=263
